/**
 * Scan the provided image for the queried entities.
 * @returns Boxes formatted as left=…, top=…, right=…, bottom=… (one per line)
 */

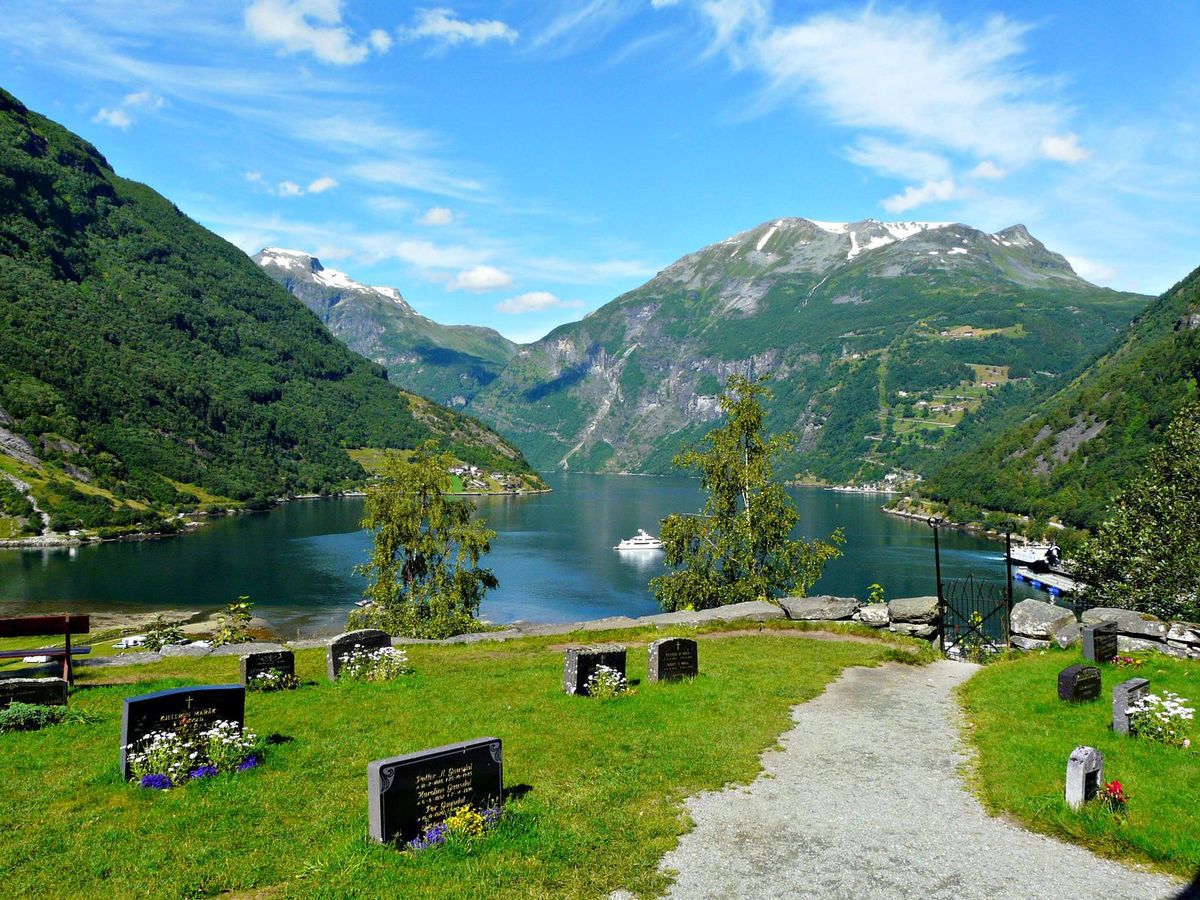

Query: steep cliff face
left=255, top=248, right=516, bottom=405
left=465, top=218, right=1148, bottom=481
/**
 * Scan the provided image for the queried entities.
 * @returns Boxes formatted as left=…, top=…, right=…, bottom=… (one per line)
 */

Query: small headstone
left=1112, top=677, right=1150, bottom=735
left=367, top=738, right=503, bottom=845
left=1057, top=664, right=1101, bottom=703
left=240, top=650, right=296, bottom=687
left=562, top=645, right=627, bottom=696
left=120, top=684, right=245, bottom=779
left=1082, top=621, right=1118, bottom=663
left=327, top=629, right=392, bottom=680
left=648, top=638, right=698, bottom=683
left=0, top=677, right=68, bottom=708
left=1065, top=745, right=1103, bottom=809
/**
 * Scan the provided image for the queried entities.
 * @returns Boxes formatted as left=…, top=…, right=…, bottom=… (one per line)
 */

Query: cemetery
left=0, top=610, right=1196, bottom=895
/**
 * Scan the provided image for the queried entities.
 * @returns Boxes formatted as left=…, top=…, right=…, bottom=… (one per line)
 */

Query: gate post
left=928, top=517, right=945, bottom=654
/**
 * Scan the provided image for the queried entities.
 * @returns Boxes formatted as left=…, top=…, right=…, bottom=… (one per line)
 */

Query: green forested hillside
left=922, top=265, right=1200, bottom=527
left=0, top=88, right=533, bottom=535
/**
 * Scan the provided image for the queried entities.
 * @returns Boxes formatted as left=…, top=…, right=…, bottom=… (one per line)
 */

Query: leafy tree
left=1074, top=401, right=1200, bottom=621
left=350, top=442, right=498, bottom=638
left=651, top=375, right=844, bottom=611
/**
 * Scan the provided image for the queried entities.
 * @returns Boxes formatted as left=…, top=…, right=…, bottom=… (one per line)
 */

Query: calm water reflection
left=0, top=473, right=1034, bottom=636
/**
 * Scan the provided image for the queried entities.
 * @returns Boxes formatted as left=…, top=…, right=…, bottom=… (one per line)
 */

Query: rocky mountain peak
left=254, top=248, right=414, bottom=312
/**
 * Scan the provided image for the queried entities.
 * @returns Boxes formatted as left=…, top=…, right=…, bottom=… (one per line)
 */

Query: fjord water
left=0, top=474, right=1034, bottom=637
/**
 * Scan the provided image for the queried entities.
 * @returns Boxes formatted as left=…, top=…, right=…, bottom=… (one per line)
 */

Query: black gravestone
left=0, top=677, right=67, bottom=707
left=240, top=650, right=296, bottom=687
left=1112, top=676, right=1150, bottom=735
left=648, top=638, right=698, bottom=683
left=1057, top=664, right=1101, bottom=703
left=562, top=645, right=627, bottom=695
left=120, top=684, right=245, bottom=779
left=1082, top=621, right=1118, bottom=663
left=327, top=629, right=392, bottom=680
left=368, top=738, right=503, bottom=845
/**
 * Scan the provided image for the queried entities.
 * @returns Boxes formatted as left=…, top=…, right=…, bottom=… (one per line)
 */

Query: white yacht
left=614, top=529, right=664, bottom=551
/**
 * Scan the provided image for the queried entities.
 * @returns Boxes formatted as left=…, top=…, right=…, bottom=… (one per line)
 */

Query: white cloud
left=244, top=0, right=388, bottom=65
left=245, top=171, right=264, bottom=184
left=406, top=8, right=518, bottom=47
left=93, top=107, right=132, bottom=129
left=368, top=28, right=392, bottom=53
left=278, top=181, right=303, bottom=196
left=1041, top=133, right=1091, bottom=164
left=365, top=196, right=414, bottom=214
left=390, top=240, right=488, bottom=271
left=92, top=88, right=166, bottom=129
left=447, top=265, right=513, bottom=292
left=419, top=206, right=454, bottom=226
left=1065, top=255, right=1116, bottom=284
left=882, top=179, right=958, bottom=213
left=307, top=175, right=338, bottom=193
left=496, top=291, right=583, bottom=314
left=845, top=137, right=949, bottom=182
left=968, top=160, right=1007, bottom=180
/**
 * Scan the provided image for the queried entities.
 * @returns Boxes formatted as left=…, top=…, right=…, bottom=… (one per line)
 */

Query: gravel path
left=658, top=660, right=1180, bottom=899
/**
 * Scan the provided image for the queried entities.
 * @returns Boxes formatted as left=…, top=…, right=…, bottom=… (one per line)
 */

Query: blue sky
left=3, top=1, right=1198, bottom=342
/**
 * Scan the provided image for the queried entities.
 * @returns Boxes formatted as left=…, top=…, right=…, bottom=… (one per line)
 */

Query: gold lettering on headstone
left=413, top=762, right=477, bottom=828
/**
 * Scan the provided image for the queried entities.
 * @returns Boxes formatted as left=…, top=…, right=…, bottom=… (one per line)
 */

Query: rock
left=889, top=622, right=937, bottom=639
left=1010, top=599, right=1076, bottom=639
left=507, top=622, right=578, bottom=637
left=888, top=596, right=939, bottom=625
left=637, top=600, right=785, bottom=627
left=779, top=595, right=861, bottom=621
left=159, top=643, right=213, bottom=658
left=1167, top=622, right=1200, bottom=646
left=579, top=616, right=641, bottom=632
left=1010, top=635, right=1052, bottom=651
left=1117, top=636, right=1189, bottom=658
left=856, top=605, right=890, bottom=628
left=210, top=641, right=287, bottom=657
left=1081, top=607, right=1168, bottom=640
left=1053, top=620, right=1082, bottom=649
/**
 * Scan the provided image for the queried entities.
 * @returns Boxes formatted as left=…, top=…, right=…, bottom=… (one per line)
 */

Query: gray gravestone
left=120, top=684, right=245, bottom=779
left=1112, top=677, right=1150, bottom=735
left=0, top=677, right=67, bottom=707
left=240, top=650, right=296, bottom=687
left=648, top=638, right=698, bottom=683
left=1065, top=745, right=1103, bottom=809
left=327, top=629, right=392, bottom=680
left=1082, top=621, right=1118, bottom=663
left=1057, top=664, right=1101, bottom=703
left=562, top=645, right=627, bottom=695
left=368, top=738, right=503, bottom=845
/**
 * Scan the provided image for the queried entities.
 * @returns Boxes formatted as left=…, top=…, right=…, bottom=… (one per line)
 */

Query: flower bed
left=406, top=804, right=503, bottom=851
left=126, top=718, right=260, bottom=789
left=585, top=664, right=628, bottom=699
left=337, top=644, right=413, bottom=682
left=247, top=668, right=299, bottom=692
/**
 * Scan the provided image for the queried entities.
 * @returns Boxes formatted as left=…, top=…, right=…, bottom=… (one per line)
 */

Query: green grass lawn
left=960, top=649, right=1200, bottom=879
left=0, top=628, right=911, bottom=897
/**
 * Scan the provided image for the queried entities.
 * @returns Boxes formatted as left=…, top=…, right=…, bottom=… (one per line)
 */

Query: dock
left=1013, top=566, right=1079, bottom=596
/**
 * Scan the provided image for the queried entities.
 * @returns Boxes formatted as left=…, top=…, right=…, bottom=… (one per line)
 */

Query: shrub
left=0, top=702, right=65, bottom=732
left=337, top=645, right=413, bottom=683
left=212, top=596, right=253, bottom=647
left=585, top=665, right=627, bottom=700
left=143, top=615, right=185, bottom=651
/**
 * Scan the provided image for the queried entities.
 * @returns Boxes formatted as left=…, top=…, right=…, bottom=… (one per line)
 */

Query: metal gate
left=927, top=517, right=1014, bottom=661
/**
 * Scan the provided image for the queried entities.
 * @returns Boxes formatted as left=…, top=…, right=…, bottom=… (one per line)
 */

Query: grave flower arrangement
left=1113, top=656, right=1144, bottom=668
left=1094, top=779, right=1128, bottom=813
left=338, top=644, right=413, bottom=683
left=1128, top=691, right=1194, bottom=749
left=247, top=668, right=299, bottom=692
left=127, top=717, right=260, bottom=789
left=585, top=664, right=628, bottom=699
left=406, top=804, right=503, bottom=852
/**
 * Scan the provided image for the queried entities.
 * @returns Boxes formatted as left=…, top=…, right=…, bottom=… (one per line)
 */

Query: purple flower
left=236, top=755, right=259, bottom=772
left=140, top=774, right=172, bottom=790
left=482, top=805, right=503, bottom=826
left=190, top=765, right=218, bottom=780
left=406, top=823, right=448, bottom=851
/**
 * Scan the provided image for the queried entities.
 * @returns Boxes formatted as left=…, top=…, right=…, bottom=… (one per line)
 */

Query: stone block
left=1053, top=620, right=1082, bottom=649
left=779, top=595, right=861, bottom=621
left=1011, top=635, right=1051, bottom=651
left=1081, top=608, right=1168, bottom=640
left=887, top=596, right=939, bottom=624
left=889, top=622, right=937, bottom=639
left=856, top=605, right=890, bottom=628
left=1065, top=746, right=1103, bottom=809
left=1167, top=622, right=1200, bottom=646
left=1010, top=599, right=1076, bottom=639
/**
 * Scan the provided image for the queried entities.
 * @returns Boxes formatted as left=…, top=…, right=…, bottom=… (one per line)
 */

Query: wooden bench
left=0, top=615, right=91, bottom=685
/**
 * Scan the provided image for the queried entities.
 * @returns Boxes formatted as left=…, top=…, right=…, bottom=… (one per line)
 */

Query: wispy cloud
left=244, top=0, right=390, bottom=66
left=92, top=88, right=165, bottom=129
left=419, top=206, right=455, bottom=226
left=882, top=178, right=959, bottom=214
left=496, top=291, right=583, bottom=314
left=404, top=8, right=518, bottom=48
left=530, top=0, right=636, bottom=55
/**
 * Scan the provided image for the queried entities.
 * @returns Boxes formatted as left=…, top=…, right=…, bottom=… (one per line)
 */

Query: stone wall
left=778, top=595, right=940, bottom=641
left=1009, top=599, right=1200, bottom=660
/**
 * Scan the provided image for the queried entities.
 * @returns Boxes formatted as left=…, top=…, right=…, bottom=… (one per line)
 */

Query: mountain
left=255, top=248, right=517, bottom=405
left=464, top=217, right=1150, bottom=480
left=921, top=263, right=1200, bottom=528
left=0, top=88, right=536, bottom=537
